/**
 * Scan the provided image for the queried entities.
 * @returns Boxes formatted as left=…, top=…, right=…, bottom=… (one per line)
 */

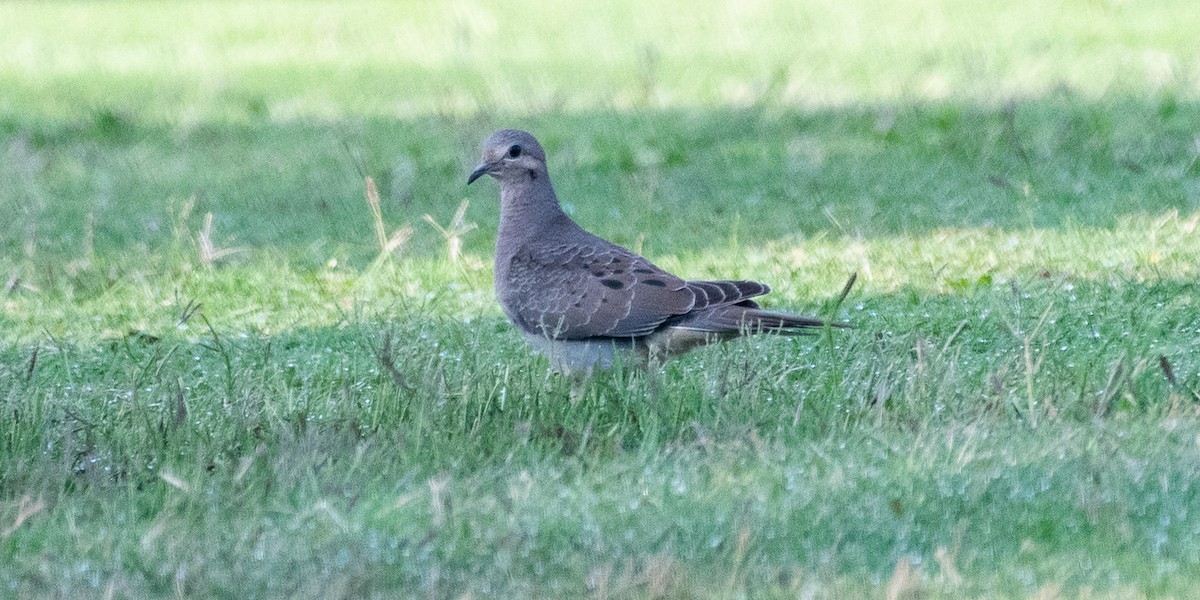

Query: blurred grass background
left=3, top=0, right=1194, bottom=117
left=2, top=1, right=1200, bottom=598
left=3, top=0, right=1197, bottom=274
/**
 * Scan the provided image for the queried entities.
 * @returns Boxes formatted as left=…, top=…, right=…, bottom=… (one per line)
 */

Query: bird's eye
left=507, top=144, right=522, bottom=158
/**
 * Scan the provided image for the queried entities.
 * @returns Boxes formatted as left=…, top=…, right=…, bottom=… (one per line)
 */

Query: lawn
left=2, top=1, right=1200, bottom=598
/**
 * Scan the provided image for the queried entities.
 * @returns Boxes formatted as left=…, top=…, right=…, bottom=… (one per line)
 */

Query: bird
left=468, top=129, right=843, bottom=375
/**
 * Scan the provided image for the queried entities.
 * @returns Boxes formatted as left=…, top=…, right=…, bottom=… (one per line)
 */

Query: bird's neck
left=496, top=178, right=567, bottom=250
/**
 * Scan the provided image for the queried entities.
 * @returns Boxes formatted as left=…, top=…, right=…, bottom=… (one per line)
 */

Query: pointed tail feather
left=670, top=305, right=848, bottom=335
left=741, top=308, right=831, bottom=333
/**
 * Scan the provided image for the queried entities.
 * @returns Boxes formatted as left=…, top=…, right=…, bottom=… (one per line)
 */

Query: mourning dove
left=468, top=129, right=842, bottom=374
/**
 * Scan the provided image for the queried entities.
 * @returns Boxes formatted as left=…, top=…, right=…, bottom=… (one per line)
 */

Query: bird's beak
left=467, top=162, right=491, bottom=185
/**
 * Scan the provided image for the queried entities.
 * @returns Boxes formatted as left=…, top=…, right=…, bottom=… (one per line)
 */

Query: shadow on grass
left=3, top=273, right=1197, bottom=476
left=2, top=92, right=1198, bottom=271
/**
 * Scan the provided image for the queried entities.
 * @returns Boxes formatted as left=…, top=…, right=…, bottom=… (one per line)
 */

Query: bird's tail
left=671, top=303, right=847, bottom=336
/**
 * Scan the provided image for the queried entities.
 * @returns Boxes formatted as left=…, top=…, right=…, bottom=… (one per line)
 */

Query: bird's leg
left=632, top=341, right=667, bottom=402
left=644, top=362, right=664, bottom=402
left=568, top=370, right=590, bottom=405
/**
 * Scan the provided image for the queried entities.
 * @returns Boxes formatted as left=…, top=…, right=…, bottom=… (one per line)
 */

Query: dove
left=468, top=129, right=841, bottom=374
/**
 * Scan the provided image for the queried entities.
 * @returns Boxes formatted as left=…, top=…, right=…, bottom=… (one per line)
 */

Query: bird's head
left=467, top=129, right=548, bottom=186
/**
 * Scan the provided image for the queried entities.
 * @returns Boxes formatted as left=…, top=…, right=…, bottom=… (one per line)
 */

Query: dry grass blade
left=2, top=495, right=46, bottom=538
left=1007, top=300, right=1055, bottom=427
left=197, top=212, right=247, bottom=267
left=382, top=225, right=413, bottom=256
left=836, top=271, right=858, bottom=307
left=24, top=344, right=39, bottom=382
left=373, top=331, right=415, bottom=393
left=885, top=556, right=920, bottom=600
left=364, top=175, right=388, bottom=252
left=1159, top=355, right=1200, bottom=403
left=423, top=199, right=477, bottom=263
left=428, top=475, right=451, bottom=528
left=160, top=471, right=191, bottom=492
left=364, top=175, right=413, bottom=260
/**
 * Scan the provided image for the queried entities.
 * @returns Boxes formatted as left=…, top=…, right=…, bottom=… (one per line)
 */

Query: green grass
left=3, top=1, right=1200, bottom=598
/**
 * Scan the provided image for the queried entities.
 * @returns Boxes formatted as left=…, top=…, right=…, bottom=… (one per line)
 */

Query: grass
left=2, top=0, right=1200, bottom=597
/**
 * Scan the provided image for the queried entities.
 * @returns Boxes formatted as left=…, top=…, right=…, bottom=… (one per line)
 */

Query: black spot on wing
left=643, top=279, right=667, bottom=288
left=600, top=279, right=625, bottom=290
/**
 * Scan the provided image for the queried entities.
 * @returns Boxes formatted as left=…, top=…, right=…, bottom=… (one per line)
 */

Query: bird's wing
left=683, top=279, right=770, bottom=310
left=502, top=244, right=690, bottom=339
left=502, top=242, right=772, bottom=339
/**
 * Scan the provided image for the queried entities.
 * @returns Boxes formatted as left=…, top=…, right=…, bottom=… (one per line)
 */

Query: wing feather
left=500, top=241, right=775, bottom=340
